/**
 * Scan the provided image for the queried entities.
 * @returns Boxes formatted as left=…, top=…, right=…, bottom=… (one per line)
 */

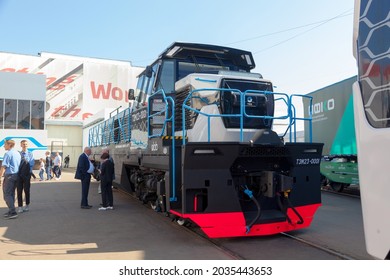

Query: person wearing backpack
left=0, top=139, right=21, bottom=219
left=17, top=140, right=35, bottom=213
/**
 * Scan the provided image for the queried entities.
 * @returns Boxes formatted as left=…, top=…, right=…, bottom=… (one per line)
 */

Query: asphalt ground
left=0, top=170, right=233, bottom=260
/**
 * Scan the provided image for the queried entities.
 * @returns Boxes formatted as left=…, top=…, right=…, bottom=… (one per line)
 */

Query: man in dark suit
left=98, top=152, right=115, bottom=210
left=75, top=147, right=94, bottom=209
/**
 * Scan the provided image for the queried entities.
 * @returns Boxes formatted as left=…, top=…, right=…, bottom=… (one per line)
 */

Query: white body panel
left=353, top=82, right=390, bottom=259
left=187, top=104, right=258, bottom=142
left=177, top=72, right=274, bottom=143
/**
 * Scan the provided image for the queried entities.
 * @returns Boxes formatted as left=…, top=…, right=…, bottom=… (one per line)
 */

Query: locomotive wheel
left=320, top=175, right=329, bottom=187
left=330, top=181, right=344, bottom=192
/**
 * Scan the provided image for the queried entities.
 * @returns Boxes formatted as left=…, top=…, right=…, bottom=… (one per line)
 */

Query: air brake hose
left=276, top=193, right=292, bottom=224
left=285, top=193, right=304, bottom=225
left=244, top=187, right=261, bottom=234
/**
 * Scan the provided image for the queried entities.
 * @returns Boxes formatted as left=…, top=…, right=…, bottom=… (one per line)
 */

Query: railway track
left=134, top=185, right=370, bottom=260
left=321, top=185, right=360, bottom=198
left=280, top=232, right=354, bottom=260
left=169, top=215, right=356, bottom=260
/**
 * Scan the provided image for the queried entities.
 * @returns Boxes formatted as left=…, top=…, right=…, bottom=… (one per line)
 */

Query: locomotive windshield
left=177, top=59, right=230, bottom=81
left=220, top=79, right=275, bottom=129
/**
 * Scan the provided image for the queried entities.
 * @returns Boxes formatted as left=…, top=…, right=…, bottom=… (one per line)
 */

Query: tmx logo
left=308, top=98, right=335, bottom=115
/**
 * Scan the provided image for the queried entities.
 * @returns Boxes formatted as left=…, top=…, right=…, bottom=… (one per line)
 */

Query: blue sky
left=0, top=0, right=357, bottom=94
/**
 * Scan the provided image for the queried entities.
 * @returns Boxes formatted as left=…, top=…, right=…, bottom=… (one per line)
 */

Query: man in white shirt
left=53, top=152, right=62, bottom=180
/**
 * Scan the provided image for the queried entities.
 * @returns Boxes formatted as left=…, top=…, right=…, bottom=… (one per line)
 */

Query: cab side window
left=134, top=75, right=146, bottom=109
left=156, top=60, right=175, bottom=94
left=134, top=63, right=158, bottom=109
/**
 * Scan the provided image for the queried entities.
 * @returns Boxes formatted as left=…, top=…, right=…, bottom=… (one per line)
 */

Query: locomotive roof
left=156, top=42, right=256, bottom=71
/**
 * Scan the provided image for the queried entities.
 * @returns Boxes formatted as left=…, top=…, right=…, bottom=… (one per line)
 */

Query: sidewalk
left=0, top=171, right=232, bottom=260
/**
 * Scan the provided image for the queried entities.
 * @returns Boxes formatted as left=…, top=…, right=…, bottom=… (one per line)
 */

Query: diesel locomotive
left=89, top=42, right=323, bottom=238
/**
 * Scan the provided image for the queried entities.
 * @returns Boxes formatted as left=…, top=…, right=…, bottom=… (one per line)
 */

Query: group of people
left=1, top=141, right=114, bottom=220
left=75, top=147, right=115, bottom=211
left=41, top=151, right=65, bottom=181
left=0, top=139, right=35, bottom=219
left=0, top=139, right=70, bottom=220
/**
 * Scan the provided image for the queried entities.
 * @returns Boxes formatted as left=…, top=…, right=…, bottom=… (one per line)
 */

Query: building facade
left=0, top=52, right=143, bottom=167
left=0, top=71, right=47, bottom=162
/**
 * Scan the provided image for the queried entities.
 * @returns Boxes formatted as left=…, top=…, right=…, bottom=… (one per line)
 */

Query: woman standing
left=98, top=152, right=115, bottom=210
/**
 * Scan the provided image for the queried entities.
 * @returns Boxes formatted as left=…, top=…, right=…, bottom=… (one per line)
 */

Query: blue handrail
left=88, top=87, right=314, bottom=203
left=88, top=107, right=132, bottom=147
left=148, top=89, right=170, bottom=138
left=181, top=88, right=308, bottom=145
left=243, top=90, right=290, bottom=120
left=147, top=89, right=177, bottom=202
left=182, top=88, right=244, bottom=144
left=289, top=94, right=313, bottom=143
left=88, top=89, right=314, bottom=148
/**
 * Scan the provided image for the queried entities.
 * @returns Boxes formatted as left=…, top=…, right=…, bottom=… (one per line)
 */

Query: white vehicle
left=353, top=0, right=390, bottom=259
left=0, top=130, right=48, bottom=162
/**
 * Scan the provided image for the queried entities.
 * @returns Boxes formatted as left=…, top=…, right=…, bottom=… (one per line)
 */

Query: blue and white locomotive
left=89, top=42, right=323, bottom=238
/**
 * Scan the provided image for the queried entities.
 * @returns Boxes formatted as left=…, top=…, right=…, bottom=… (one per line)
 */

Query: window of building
left=18, top=99, right=30, bottom=129
left=0, top=99, right=3, bottom=129
left=31, top=100, right=44, bottom=129
left=0, top=99, right=44, bottom=130
left=4, top=99, right=17, bottom=129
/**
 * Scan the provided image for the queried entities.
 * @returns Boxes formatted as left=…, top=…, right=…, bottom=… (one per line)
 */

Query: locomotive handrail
left=289, top=94, right=313, bottom=143
left=116, top=108, right=131, bottom=144
left=272, top=93, right=295, bottom=141
left=182, top=88, right=245, bottom=145
left=243, top=90, right=290, bottom=120
left=147, top=88, right=171, bottom=138
left=88, top=107, right=132, bottom=147
left=181, top=88, right=302, bottom=145
left=147, top=89, right=177, bottom=202
left=181, top=89, right=314, bottom=145
left=242, top=91, right=314, bottom=143
left=243, top=89, right=297, bottom=142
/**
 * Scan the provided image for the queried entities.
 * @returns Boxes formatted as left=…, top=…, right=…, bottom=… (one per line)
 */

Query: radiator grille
left=240, top=146, right=290, bottom=157
left=175, top=86, right=196, bottom=131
